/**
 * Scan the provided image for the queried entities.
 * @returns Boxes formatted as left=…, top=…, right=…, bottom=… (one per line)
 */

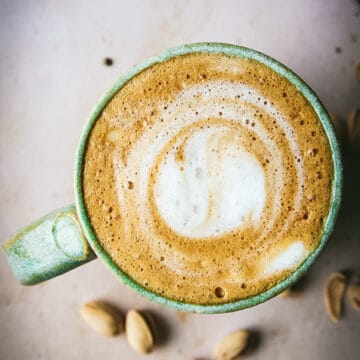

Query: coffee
left=83, top=52, right=333, bottom=304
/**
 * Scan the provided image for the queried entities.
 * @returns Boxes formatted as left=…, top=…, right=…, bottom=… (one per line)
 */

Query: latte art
left=83, top=53, right=334, bottom=304
left=154, top=126, right=266, bottom=238
left=123, top=80, right=303, bottom=241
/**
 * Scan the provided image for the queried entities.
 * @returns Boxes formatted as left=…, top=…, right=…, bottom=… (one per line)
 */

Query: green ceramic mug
left=2, top=43, right=342, bottom=314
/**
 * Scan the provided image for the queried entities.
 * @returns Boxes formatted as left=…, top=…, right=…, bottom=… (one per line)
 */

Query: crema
left=83, top=53, right=333, bottom=304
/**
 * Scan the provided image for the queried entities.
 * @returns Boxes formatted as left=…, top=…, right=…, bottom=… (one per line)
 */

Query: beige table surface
left=1, top=1, right=360, bottom=359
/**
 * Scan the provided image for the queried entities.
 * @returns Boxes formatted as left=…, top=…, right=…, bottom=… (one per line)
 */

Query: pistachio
left=80, top=301, right=123, bottom=336
left=347, top=283, right=360, bottom=311
left=347, top=109, right=360, bottom=149
left=279, top=288, right=293, bottom=298
left=126, top=310, right=154, bottom=354
left=324, top=272, right=347, bottom=322
left=214, top=329, right=249, bottom=360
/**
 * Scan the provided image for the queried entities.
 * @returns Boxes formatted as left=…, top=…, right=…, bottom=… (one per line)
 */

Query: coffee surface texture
left=83, top=52, right=334, bottom=304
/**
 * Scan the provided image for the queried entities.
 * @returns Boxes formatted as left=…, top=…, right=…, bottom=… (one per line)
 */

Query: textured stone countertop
left=0, top=1, right=359, bottom=359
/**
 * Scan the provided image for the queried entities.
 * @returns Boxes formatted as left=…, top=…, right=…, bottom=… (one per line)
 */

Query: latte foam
left=83, top=52, right=334, bottom=304
left=154, top=125, right=266, bottom=238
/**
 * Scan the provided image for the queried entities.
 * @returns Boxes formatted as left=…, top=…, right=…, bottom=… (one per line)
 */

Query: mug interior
left=74, top=42, right=342, bottom=314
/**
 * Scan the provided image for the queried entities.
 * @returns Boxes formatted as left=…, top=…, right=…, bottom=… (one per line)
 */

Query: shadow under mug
left=2, top=43, right=342, bottom=314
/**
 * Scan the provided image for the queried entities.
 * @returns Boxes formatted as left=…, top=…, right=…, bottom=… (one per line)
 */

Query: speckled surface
left=0, top=0, right=359, bottom=359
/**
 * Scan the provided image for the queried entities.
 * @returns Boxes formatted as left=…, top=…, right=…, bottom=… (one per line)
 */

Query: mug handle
left=2, top=205, right=96, bottom=285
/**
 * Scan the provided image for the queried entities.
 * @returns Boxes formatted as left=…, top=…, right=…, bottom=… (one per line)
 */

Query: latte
left=83, top=52, right=334, bottom=304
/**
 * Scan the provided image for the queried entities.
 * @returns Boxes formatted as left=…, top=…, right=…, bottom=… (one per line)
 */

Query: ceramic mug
left=2, top=43, right=342, bottom=314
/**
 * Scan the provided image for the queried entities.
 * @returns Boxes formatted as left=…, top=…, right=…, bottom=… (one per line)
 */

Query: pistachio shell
left=214, top=329, right=249, bottom=360
left=80, top=301, right=123, bottom=336
left=324, top=272, right=347, bottom=322
left=347, top=283, right=360, bottom=311
left=279, top=288, right=293, bottom=298
left=126, top=310, right=154, bottom=354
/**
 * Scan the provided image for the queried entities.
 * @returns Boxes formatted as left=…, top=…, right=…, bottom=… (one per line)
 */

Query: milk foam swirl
left=83, top=53, right=334, bottom=304
left=155, top=127, right=266, bottom=238
left=113, top=81, right=305, bottom=278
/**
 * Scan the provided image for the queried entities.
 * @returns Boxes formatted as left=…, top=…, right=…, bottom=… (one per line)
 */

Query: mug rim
left=74, top=42, right=342, bottom=314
